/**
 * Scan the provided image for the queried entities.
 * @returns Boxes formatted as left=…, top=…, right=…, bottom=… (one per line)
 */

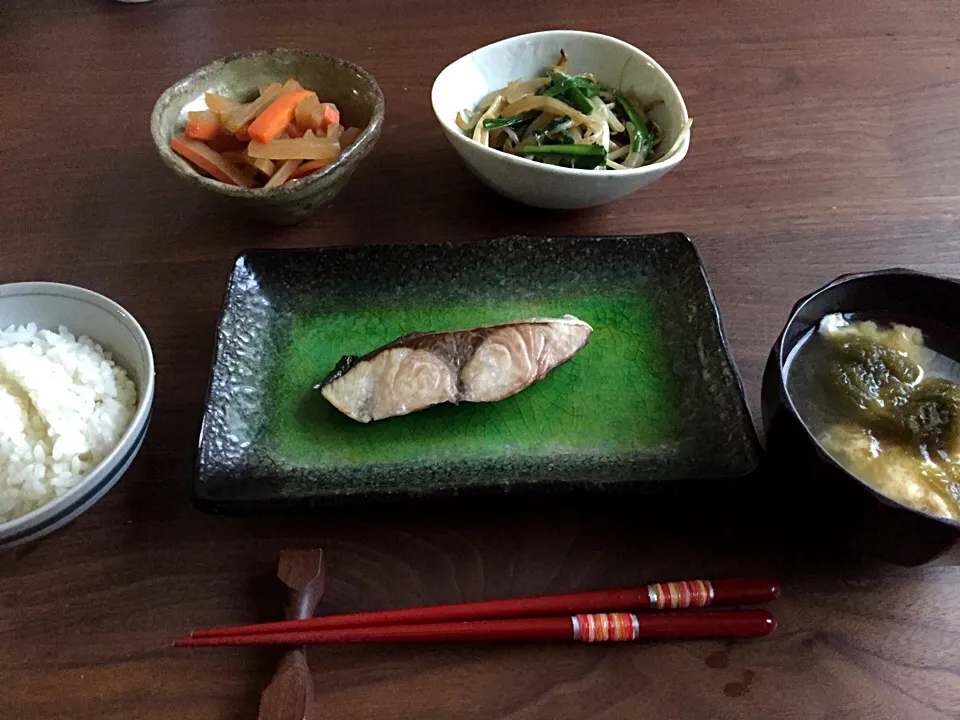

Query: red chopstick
left=175, top=609, right=777, bottom=648
left=190, top=578, right=779, bottom=639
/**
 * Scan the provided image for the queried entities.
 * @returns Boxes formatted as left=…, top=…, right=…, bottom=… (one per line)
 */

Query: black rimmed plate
left=196, top=234, right=760, bottom=512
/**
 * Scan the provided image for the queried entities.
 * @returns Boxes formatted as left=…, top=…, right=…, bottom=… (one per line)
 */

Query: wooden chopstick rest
left=257, top=549, right=325, bottom=720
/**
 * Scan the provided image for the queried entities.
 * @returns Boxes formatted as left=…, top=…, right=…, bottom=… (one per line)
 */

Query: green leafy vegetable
left=615, top=92, right=653, bottom=156
left=542, top=71, right=600, bottom=115
left=544, top=71, right=600, bottom=99
left=482, top=110, right=540, bottom=130
left=516, top=143, right=605, bottom=157
left=516, top=143, right=606, bottom=168
left=563, top=85, right=594, bottom=114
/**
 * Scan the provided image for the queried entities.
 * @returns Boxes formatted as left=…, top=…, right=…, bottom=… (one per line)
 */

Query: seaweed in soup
left=787, top=312, right=960, bottom=521
left=895, top=378, right=960, bottom=452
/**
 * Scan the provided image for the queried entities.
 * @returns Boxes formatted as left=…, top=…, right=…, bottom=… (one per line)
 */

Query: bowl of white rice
left=0, top=282, right=154, bottom=548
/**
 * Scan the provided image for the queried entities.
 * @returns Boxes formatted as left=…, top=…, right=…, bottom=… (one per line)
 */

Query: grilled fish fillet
left=318, top=315, right=592, bottom=423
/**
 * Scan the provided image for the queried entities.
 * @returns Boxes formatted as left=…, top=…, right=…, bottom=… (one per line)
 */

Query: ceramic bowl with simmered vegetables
left=431, top=30, right=690, bottom=209
left=151, top=49, right=384, bottom=225
left=762, top=270, right=960, bottom=566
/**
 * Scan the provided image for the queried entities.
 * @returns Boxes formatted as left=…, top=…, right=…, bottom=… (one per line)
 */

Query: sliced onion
left=456, top=110, right=478, bottom=131
left=473, top=77, right=548, bottom=114
left=503, top=78, right=550, bottom=103
left=593, top=96, right=625, bottom=134
left=501, top=96, right=601, bottom=131
left=520, top=113, right=552, bottom=143
left=472, top=95, right=505, bottom=147
left=607, top=145, right=631, bottom=161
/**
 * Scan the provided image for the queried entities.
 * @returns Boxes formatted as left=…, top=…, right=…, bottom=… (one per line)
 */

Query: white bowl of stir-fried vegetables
left=431, top=31, right=690, bottom=209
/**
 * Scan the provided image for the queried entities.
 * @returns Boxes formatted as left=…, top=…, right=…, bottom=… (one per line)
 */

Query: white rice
left=0, top=324, right=137, bottom=524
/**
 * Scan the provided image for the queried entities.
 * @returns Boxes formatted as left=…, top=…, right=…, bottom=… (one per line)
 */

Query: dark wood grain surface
left=2, top=0, right=959, bottom=718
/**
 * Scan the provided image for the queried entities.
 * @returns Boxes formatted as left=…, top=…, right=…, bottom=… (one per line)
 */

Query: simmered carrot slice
left=288, top=157, right=333, bottom=180
left=317, top=103, right=340, bottom=129
left=186, top=110, right=220, bottom=140
left=248, top=90, right=315, bottom=144
left=170, top=133, right=253, bottom=187
left=222, top=79, right=299, bottom=133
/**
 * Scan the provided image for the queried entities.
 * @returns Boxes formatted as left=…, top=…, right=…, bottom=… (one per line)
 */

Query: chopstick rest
left=256, top=549, right=325, bottom=720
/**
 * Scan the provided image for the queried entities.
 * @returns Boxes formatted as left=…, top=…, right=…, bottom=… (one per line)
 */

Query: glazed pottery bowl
left=0, top=282, right=155, bottom=549
left=151, top=49, right=384, bottom=225
left=761, top=270, right=960, bottom=565
left=431, top=30, right=689, bottom=209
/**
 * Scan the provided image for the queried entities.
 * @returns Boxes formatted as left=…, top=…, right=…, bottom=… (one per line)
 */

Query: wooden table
left=2, top=1, right=959, bottom=718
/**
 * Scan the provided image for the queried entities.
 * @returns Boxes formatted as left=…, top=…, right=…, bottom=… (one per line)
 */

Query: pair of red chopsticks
left=174, top=578, right=780, bottom=647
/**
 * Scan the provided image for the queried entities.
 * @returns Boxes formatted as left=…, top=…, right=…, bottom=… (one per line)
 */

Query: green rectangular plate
left=196, top=235, right=760, bottom=512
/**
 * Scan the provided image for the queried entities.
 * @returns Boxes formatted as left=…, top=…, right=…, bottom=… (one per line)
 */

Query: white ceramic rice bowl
left=431, top=30, right=690, bottom=209
left=0, top=283, right=155, bottom=548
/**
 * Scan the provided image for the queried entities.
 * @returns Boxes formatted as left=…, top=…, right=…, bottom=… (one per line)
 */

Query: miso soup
left=785, top=312, right=960, bottom=521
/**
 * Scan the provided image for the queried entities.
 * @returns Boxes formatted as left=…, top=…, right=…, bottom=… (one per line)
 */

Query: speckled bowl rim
left=431, top=30, right=690, bottom=179
left=0, top=282, right=156, bottom=543
left=150, top=48, right=385, bottom=199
